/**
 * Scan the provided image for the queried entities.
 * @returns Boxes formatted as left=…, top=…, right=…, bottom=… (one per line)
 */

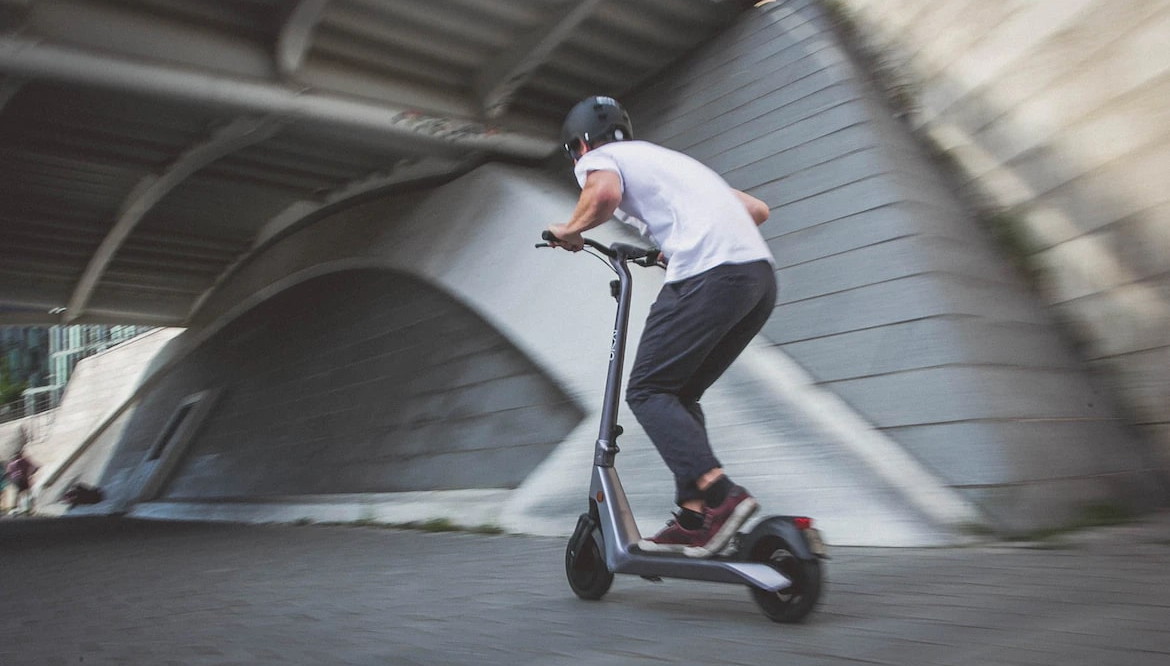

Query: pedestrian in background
left=6, top=448, right=38, bottom=515
left=0, top=460, right=8, bottom=513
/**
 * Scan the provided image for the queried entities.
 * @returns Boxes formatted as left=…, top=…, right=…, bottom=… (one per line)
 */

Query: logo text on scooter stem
left=610, top=329, right=618, bottom=361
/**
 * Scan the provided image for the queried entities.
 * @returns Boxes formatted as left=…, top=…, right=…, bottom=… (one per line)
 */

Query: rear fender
left=740, top=516, right=818, bottom=561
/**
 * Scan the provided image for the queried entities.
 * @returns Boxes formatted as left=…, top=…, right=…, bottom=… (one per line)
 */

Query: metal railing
left=0, top=387, right=61, bottom=425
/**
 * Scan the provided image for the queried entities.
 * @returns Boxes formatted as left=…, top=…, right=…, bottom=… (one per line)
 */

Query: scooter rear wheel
left=748, top=536, right=822, bottom=623
left=565, top=529, right=613, bottom=600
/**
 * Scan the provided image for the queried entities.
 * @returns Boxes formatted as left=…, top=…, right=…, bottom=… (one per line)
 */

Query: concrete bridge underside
left=16, top=0, right=1167, bottom=544
left=52, top=163, right=976, bottom=546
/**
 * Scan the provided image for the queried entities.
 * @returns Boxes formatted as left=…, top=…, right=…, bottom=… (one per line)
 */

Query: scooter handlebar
left=539, top=230, right=608, bottom=252
left=538, top=231, right=661, bottom=267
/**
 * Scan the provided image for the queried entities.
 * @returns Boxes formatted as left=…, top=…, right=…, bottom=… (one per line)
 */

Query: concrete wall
left=626, top=0, right=1164, bottom=529
left=39, top=0, right=1165, bottom=539
left=833, top=0, right=1170, bottom=483
left=17, top=327, right=181, bottom=511
left=0, top=412, right=49, bottom=460
left=81, top=165, right=613, bottom=529
left=28, top=329, right=181, bottom=479
left=71, top=163, right=977, bottom=546
left=96, top=268, right=581, bottom=505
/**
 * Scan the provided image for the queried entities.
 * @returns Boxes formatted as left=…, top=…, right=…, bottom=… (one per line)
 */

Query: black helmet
left=561, top=96, right=633, bottom=160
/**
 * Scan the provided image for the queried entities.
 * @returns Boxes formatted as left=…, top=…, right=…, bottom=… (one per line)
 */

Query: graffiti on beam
left=390, top=110, right=500, bottom=143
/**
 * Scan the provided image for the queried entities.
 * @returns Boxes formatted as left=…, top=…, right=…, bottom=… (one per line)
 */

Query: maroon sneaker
left=695, top=485, right=758, bottom=558
left=637, top=516, right=709, bottom=556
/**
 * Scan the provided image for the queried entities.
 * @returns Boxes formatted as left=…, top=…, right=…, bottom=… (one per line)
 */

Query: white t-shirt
left=574, top=140, right=774, bottom=283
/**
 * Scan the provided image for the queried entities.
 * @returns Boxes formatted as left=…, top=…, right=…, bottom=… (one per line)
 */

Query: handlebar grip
left=540, top=231, right=649, bottom=261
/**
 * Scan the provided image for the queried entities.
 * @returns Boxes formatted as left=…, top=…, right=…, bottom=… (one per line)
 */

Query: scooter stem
left=594, top=253, right=634, bottom=468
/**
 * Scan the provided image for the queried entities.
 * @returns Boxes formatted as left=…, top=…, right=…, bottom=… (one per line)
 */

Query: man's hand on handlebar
left=538, top=230, right=663, bottom=269
left=546, top=224, right=585, bottom=252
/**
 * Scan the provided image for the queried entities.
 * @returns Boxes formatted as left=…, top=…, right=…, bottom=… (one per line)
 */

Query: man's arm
left=734, top=189, right=769, bottom=226
left=548, top=170, right=623, bottom=251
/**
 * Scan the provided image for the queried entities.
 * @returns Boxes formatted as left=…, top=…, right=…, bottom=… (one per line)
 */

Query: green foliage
left=319, top=516, right=506, bottom=535
left=469, top=523, right=505, bottom=535
left=1076, top=502, right=1137, bottom=528
left=405, top=519, right=504, bottom=535
left=412, top=518, right=461, bottom=532
left=0, top=356, right=29, bottom=407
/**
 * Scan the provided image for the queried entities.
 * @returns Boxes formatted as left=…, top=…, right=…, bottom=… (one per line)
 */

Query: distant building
left=0, top=327, right=49, bottom=387
left=48, top=325, right=153, bottom=390
left=1, top=326, right=50, bottom=422
left=0, top=325, right=152, bottom=421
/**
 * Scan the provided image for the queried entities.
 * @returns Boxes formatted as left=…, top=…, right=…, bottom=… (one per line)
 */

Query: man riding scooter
left=546, top=96, right=776, bottom=558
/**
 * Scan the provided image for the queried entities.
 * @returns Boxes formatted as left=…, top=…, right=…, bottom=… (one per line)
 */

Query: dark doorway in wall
left=111, top=389, right=220, bottom=510
left=147, top=401, right=194, bottom=462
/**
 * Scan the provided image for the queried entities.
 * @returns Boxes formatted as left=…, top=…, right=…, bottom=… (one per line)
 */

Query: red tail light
left=793, top=517, right=813, bottom=530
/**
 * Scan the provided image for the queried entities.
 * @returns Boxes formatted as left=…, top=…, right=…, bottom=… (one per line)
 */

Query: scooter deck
left=609, top=542, right=791, bottom=592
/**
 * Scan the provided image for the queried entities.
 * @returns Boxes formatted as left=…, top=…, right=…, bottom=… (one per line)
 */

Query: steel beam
left=252, top=155, right=468, bottom=248
left=0, top=36, right=556, bottom=159
left=475, top=0, right=604, bottom=118
left=64, top=117, right=280, bottom=323
left=185, top=155, right=472, bottom=323
left=0, top=310, right=63, bottom=326
left=276, top=0, right=330, bottom=78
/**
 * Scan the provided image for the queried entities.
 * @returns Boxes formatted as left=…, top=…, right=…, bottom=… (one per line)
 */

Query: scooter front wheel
left=565, top=518, right=613, bottom=600
left=748, top=535, right=822, bottom=623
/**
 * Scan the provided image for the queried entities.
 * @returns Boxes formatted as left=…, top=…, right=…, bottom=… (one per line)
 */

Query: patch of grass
left=406, top=518, right=462, bottom=532
left=1004, top=502, right=1138, bottom=543
left=468, top=523, right=505, bottom=535
left=958, top=521, right=996, bottom=537
left=1080, top=502, right=1137, bottom=525
left=1017, top=541, right=1073, bottom=551
left=1001, top=530, right=1055, bottom=543
left=296, top=516, right=506, bottom=535
left=400, top=518, right=504, bottom=535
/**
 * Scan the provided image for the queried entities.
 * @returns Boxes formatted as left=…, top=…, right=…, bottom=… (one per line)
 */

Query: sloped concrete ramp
left=501, top=339, right=979, bottom=547
left=48, top=164, right=977, bottom=546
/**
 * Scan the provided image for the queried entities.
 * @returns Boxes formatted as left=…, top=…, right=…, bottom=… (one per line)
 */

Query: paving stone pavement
left=2, top=514, right=1169, bottom=666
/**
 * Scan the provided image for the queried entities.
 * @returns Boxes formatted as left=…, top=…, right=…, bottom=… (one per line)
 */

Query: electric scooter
left=538, top=231, right=827, bottom=623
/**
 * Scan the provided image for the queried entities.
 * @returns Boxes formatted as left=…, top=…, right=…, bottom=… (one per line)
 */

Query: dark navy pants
left=625, top=260, right=777, bottom=505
